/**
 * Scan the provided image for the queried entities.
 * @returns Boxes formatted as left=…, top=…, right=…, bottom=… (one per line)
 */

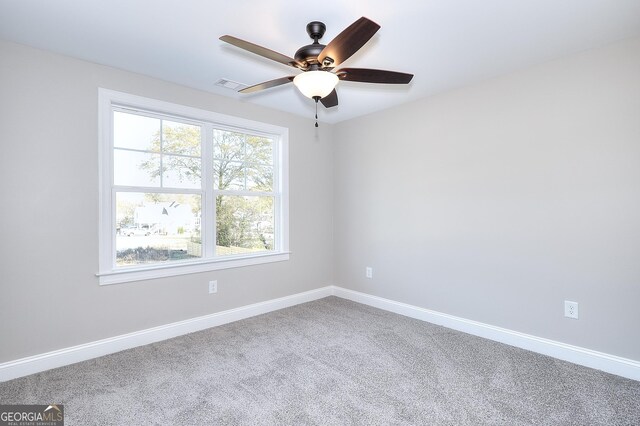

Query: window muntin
left=98, top=89, right=289, bottom=284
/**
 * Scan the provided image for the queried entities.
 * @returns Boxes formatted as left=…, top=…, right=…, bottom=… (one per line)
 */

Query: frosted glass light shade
left=293, top=71, right=339, bottom=99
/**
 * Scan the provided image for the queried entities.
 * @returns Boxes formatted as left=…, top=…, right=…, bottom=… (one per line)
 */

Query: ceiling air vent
left=214, top=79, right=246, bottom=91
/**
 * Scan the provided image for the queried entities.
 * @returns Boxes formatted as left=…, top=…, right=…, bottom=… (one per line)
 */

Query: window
left=98, top=89, right=289, bottom=284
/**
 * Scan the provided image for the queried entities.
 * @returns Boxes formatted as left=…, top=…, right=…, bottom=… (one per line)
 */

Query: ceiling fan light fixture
left=293, top=71, right=339, bottom=99
left=220, top=17, right=413, bottom=118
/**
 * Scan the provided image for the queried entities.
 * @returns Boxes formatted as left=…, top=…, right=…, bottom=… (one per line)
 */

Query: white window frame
left=97, top=88, right=289, bottom=285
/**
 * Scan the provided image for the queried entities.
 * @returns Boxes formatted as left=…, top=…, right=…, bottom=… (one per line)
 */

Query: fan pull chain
left=315, top=100, right=319, bottom=127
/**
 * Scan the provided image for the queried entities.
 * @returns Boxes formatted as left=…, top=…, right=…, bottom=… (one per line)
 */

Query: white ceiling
left=1, top=1, right=639, bottom=123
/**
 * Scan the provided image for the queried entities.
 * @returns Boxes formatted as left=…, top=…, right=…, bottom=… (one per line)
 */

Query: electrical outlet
left=208, top=280, right=218, bottom=294
left=365, top=267, right=373, bottom=279
left=564, top=300, right=578, bottom=319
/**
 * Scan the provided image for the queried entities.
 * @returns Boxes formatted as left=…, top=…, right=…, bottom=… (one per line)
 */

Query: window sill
left=96, top=252, right=290, bottom=285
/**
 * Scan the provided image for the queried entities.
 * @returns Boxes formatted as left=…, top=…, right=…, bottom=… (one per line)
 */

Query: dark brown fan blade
left=336, top=68, right=414, bottom=84
left=220, top=35, right=304, bottom=69
left=320, top=89, right=338, bottom=108
left=239, top=76, right=295, bottom=94
left=317, top=17, right=380, bottom=68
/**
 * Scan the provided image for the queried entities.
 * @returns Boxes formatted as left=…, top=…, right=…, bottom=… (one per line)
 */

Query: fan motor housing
left=294, top=43, right=325, bottom=65
left=295, top=21, right=328, bottom=66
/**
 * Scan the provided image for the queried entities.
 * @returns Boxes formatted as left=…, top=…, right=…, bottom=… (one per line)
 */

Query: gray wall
left=2, top=36, right=639, bottom=365
left=333, top=37, right=640, bottom=361
left=0, top=41, right=334, bottom=363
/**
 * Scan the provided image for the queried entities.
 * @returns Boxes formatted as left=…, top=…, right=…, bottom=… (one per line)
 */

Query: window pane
left=245, top=135, right=273, bottom=164
left=162, top=120, right=201, bottom=156
left=162, top=154, right=201, bottom=189
left=213, top=129, right=244, bottom=160
left=116, top=192, right=202, bottom=266
left=216, top=196, right=274, bottom=256
left=114, top=149, right=160, bottom=187
left=213, top=160, right=244, bottom=190
left=114, top=111, right=160, bottom=151
left=246, top=164, right=273, bottom=192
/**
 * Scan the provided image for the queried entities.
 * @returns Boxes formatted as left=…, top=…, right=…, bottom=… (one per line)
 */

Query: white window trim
left=97, top=88, right=289, bottom=285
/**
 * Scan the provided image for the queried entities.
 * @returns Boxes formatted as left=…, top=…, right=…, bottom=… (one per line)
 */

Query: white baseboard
left=331, top=286, right=640, bottom=381
left=0, top=286, right=333, bottom=382
left=2, top=285, right=638, bottom=383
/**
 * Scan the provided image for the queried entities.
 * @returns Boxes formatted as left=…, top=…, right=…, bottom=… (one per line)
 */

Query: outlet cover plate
left=564, top=300, right=579, bottom=319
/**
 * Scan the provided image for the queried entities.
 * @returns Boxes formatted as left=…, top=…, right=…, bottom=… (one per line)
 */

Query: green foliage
left=117, top=246, right=195, bottom=265
left=212, top=131, right=273, bottom=191
left=215, top=195, right=273, bottom=251
left=213, top=131, right=274, bottom=252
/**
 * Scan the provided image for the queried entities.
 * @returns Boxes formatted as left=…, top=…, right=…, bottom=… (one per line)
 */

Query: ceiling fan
left=220, top=17, right=413, bottom=125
